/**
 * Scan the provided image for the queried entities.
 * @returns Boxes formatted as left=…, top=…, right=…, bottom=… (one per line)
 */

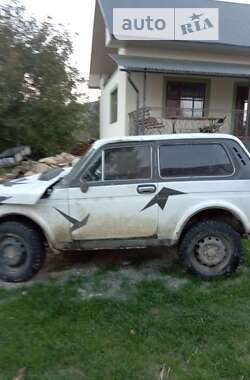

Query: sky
left=7, top=0, right=250, bottom=101
left=22, top=0, right=100, bottom=102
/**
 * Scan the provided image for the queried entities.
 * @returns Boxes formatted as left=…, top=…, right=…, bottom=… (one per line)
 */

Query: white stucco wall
left=100, top=69, right=128, bottom=138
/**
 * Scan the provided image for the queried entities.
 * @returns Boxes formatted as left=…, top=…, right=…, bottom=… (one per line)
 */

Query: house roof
left=98, top=0, right=250, bottom=48
left=89, top=0, right=250, bottom=88
left=111, top=54, right=250, bottom=78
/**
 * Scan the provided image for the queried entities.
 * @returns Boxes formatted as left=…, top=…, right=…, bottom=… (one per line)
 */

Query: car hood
left=0, top=167, right=71, bottom=205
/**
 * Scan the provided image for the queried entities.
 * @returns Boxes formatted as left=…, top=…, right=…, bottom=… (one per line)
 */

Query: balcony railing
left=128, top=106, right=249, bottom=139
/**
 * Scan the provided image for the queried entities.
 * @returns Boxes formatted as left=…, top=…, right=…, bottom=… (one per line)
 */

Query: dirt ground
left=0, top=247, right=188, bottom=297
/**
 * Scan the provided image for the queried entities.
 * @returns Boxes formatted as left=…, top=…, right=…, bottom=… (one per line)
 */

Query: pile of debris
left=0, top=151, right=78, bottom=182
left=0, top=146, right=31, bottom=168
left=0, top=141, right=96, bottom=182
left=12, top=152, right=77, bottom=177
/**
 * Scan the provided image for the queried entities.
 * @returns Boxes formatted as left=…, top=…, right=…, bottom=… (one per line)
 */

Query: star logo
left=190, top=13, right=203, bottom=21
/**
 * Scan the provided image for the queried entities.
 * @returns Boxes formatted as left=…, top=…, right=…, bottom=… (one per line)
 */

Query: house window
left=166, top=81, right=206, bottom=118
left=159, top=144, right=233, bottom=178
left=110, top=88, right=118, bottom=123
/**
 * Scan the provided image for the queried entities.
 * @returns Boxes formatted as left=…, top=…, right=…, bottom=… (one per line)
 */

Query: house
left=89, top=0, right=250, bottom=144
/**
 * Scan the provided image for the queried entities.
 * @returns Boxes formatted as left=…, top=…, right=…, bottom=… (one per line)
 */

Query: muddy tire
left=0, top=222, right=45, bottom=283
left=179, top=220, right=242, bottom=279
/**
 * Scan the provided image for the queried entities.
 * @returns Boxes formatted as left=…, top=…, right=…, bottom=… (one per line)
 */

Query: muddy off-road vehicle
left=0, top=133, right=249, bottom=282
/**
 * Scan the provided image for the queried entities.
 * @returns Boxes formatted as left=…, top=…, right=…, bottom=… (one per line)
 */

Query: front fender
left=0, top=205, right=61, bottom=250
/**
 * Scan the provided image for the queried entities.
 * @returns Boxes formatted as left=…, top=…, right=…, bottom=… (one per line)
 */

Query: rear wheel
left=179, top=220, right=242, bottom=279
left=0, top=221, right=45, bottom=283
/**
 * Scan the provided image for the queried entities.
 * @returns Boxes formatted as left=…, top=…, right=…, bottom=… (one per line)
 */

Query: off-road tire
left=0, top=221, right=45, bottom=283
left=179, top=220, right=242, bottom=279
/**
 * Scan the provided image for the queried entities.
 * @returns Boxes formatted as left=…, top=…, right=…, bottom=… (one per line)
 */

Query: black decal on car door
left=0, top=196, right=12, bottom=203
left=142, top=187, right=185, bottom=211
left=55, top=208, right=90, bottom=232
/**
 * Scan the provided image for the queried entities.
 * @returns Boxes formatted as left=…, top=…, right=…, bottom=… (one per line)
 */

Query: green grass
left=2, top=244, right=250, bottom=379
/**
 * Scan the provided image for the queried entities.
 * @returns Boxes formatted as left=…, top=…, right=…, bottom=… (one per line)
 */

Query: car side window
left=104, top=145, right=151, bottom=181
left=159, top=143, right=234, bottom=178
left=83, top=154, right=102, bottom=182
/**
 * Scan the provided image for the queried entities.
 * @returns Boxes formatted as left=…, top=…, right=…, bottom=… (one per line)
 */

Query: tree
left=0, top=0, right=93, bottom=158
left=76, top=101, right=100, bottom=141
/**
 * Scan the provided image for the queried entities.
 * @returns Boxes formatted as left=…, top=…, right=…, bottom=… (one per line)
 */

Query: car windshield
left=60, top=144, right=96, bottom=186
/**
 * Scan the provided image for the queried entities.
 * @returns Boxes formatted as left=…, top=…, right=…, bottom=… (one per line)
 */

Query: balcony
left=129, top=106, right=249, bottom=139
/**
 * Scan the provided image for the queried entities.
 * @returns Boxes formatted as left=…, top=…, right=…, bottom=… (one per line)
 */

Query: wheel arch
left=0, top=213, right=49, bottom=245
left=178, top=205, right=248, bottom=242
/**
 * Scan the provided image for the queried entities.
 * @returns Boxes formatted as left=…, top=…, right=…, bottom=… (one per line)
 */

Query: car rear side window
left=104, top=145, right=151, bottom=181
left=159, top=143, right=234, bottom=178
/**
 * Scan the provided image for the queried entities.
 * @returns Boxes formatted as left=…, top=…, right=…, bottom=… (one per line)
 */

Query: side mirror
left=80, top=177, right=89, bottom=193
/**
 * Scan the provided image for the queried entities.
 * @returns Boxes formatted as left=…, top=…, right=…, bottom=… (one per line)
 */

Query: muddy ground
left=0, top=247, right=190, bottom=298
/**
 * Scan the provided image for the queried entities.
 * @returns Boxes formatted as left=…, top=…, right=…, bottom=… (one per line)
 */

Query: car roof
left=93, top=133, right=243, bottom=149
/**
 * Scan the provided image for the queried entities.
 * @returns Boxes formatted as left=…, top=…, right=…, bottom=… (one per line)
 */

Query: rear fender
left=174, top=200, right=249, bottom=240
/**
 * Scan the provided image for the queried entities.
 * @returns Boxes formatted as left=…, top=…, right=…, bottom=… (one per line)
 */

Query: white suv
left=0, top=133, right=249, bottom=282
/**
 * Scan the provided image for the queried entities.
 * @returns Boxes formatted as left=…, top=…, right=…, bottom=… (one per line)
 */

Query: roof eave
left=111, top=54, right=250, bottom=79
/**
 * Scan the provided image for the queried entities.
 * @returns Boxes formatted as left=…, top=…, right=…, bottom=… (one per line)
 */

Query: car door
left=67, top=142, right=158, bottom=241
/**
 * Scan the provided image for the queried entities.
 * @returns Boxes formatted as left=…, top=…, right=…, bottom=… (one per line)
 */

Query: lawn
left=1, top=244, right=250, bottom=380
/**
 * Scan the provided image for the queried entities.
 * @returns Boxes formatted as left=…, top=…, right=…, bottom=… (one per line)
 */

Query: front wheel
left=0, top=221, right=46, bottom=283
left=179, top=220, right=242, bottom=279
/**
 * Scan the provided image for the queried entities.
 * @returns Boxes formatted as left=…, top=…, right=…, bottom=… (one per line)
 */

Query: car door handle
left=137, top=185, right=157, bottom=194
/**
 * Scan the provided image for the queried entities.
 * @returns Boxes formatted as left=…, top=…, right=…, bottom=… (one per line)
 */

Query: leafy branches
left=0, top=0, right=94, bottom=158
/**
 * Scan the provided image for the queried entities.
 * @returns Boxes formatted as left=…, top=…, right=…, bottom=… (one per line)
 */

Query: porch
left=129, top=105, right=248, bottom=137
left=112, top=54, right=250, bottom=146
